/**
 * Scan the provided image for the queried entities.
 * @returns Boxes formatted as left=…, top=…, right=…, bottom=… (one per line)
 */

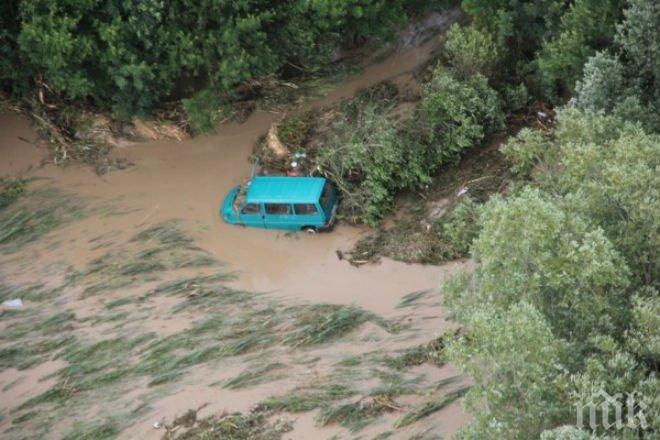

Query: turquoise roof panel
left=246, top=176, right=326, bottom=204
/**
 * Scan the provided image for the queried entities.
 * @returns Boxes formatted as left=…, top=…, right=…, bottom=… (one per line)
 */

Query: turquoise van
left=220, top=176, right=338, bottom=233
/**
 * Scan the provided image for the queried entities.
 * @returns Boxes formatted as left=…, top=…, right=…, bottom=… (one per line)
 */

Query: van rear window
left=320, top=182, right=333, bottom=210
left=265, top=203, right=291, bottom=215
left=294, top=204, right=318, bottom=215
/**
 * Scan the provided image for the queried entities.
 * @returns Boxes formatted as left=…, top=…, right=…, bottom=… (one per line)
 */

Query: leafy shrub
left=436, top=196, right=480, bottom=258
left=181, top=88, right=234, bottom=134
left=502, top=82, right=531, bottom=114
left=573, top=52, right=626, bottom=112
left=3, top=0, right=440, bottom=118
left=443, top=23, right=500, bottom=78
left=445, top=109, right=660, bottom=439
left=277, top=110, right=318, bottom=148
left=501, top=128, right=552, bottom=175
left=536, top=0, right=623, bottom=97
left=316, top=105, right=429, bottom=226
left=419, top=69, right=503, bottom=164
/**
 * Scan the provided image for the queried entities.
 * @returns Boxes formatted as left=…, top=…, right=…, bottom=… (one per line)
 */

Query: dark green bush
left=2, top=0, right=441, bottom=120
left=443, top=23, right=500, bottom=78
left=419, top=68, right=504, bottom=164
left=316, top=104, right=430, bottom=226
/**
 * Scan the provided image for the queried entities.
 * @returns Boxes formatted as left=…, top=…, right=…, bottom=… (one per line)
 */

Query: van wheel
left=302, top=226, right=318, bottom=235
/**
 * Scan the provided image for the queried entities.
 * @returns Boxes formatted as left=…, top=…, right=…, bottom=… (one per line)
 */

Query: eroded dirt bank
left=0, top=11, right=472, bottom=439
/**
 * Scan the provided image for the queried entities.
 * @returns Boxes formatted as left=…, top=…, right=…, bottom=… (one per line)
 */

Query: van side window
left=241, top=203, right=260, bottom=215
left=294, top=204, right=318, bottom=215
left=265, top=203, right=292, bottom=215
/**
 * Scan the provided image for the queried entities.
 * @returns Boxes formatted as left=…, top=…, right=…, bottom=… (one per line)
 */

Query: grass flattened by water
left=166, top=409, right=289, bottom=440
left=384, top=334, right=449, bottom=370
left=1, top=212, right=460, bottom=437
left=71, top=222, right=221, bottom=297
left=282, top=304, right=373, bottom=347
left=61, top=419, right=119, bottom=440
left=0, top=188, right=84, bottom=253
left=0, top=178, right=26, bottom=210
left=394, top=387, right=469, bottom=428
left=316, top=377, right=421, bottom=432
left=259, top=383, right=356, bottom=413
left=224, top=362, right=285, bottom=390
left=397, top=289, right=432, bottom=308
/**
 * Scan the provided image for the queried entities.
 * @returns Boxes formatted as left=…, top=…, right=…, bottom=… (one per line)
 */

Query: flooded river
left=0, top=10, right=471, bottom=439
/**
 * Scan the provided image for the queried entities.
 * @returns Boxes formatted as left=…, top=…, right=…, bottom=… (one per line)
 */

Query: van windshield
left=232, top=185, right=247, bottom=212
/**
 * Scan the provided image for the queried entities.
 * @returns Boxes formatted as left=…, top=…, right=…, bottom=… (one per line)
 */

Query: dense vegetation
left=441, top=0, right=660, bottom=438
left=0, top=0, right=442, bottom=120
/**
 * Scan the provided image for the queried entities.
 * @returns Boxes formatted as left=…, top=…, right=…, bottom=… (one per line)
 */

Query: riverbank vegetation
left=440, top=0, right=660, bottom=438
left=1, top=0, right=453, bottom=166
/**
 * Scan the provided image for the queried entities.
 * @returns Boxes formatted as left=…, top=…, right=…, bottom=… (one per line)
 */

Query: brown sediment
left=0, top=9, right=472, bottom=438
left=0, top=360, right=67, bottom=413
left=0, top=113, right=44, bottom=176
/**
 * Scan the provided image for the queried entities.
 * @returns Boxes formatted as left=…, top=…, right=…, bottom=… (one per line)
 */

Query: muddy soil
left=0, top=10, right=471, bottom=439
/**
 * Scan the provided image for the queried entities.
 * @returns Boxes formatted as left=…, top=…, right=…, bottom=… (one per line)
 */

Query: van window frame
left=264, top=203, right=293, bottom=215
left=240, top=203, right=261, bottom=215
left=293, top=203, right=319, bottom=216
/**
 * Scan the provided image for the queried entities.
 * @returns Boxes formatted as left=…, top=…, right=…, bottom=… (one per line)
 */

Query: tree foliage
left=537, top=0, right=624, bottom=96
left=420, top=68, right=503, bottom=163
left=1, top=0, right=435, bottom=118
left=315, top=103, right=430, bottom=226
left=443, top=23, right=500, bottom=78
left=573, top=0, right=660, bottom=132
left=447, top=108, right=660, bottom=438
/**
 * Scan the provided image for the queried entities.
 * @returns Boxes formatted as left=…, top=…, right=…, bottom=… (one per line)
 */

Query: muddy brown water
left=0, top=14, right=472, bottom=438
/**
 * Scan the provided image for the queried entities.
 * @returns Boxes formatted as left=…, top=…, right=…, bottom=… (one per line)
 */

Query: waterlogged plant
left=316, top=104, right=429, bottom=226
left=0, top=179, right=25, bottom=210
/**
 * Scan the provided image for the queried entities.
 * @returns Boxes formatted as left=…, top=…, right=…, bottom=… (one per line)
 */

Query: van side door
left=293, top=203, right=323, bottom=228
left=264, top=203, right=296, bottom=230
left=239, top=203, right=265, bottom=228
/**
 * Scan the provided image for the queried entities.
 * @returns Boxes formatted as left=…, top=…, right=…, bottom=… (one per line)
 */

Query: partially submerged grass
left=0, top=178, right=25, bottom=210
left=317, top=393, right=400, bottom=432
left=397, top=290, right=432, bottom=308
left=71, top=222, right=220, bottom=296
left=0, top=188, right=84, bottom=253
left=61, top=419, right=119, bottom=440
left=224, top=362, right=285, bottom=390
left=394, top=387, right=469, bottom=428
left=316, top=380, right=415, bottom=432
left=1, top=210, right=465, bottom=437
left=384, top=335, right=449, bottom=370
left=349, top=145, right=509, bottom=264
left=282, top=304, right=373, bottom=346
left=166, top=409, right=290, bottom=440
left=259, top=384, right=355, bottom=413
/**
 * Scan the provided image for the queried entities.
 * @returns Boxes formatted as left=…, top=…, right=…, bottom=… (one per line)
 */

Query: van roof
left=246, top=176, right=326, bottom=204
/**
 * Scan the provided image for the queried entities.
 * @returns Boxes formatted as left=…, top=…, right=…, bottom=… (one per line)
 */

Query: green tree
left=446, top=109, right=660, bottom=438
left=572, top=0, right=660, bottom=132
left=3, top=0, right=437, bottom=119
left=443, top=23, right=500, bottom=78
left=419, top=68, right=503, bottom=164
left=537, top=0, right=624, bottom=97
left=446, top=301, right=570, bottom=439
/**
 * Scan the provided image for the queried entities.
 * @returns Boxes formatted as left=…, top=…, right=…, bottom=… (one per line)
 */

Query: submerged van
left=220, top=176, right=338, bottom=233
